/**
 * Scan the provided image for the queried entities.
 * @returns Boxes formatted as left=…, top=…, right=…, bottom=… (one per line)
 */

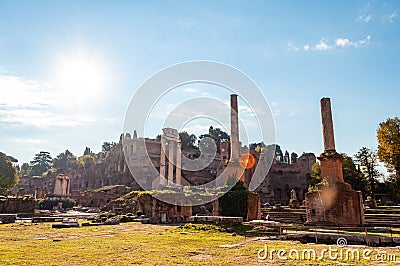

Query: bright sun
left=54, top=53, right=108, bottom=104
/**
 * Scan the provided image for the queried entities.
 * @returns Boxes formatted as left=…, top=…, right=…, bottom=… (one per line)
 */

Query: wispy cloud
left=0, top=75, right=108, bottom=128
left=357, top=14, right=372, bottom=23
left=315, top=39, right=332, bottom=51
left=356, top=1, right=398, bottom=24
left=0, top=76, right=59, bottom=108
left=357, top=1, right=373, bottom=23
left=295, top=35, right=371, bottom=52
left=11, top=138, right=46, bottom=144
left=382, top=11, right=398, bottom=23
left=0, top=108, right=98, bottom=128
left=335, top=35, right=371, bottom=48
left=287, top=42, right=299, bottom=51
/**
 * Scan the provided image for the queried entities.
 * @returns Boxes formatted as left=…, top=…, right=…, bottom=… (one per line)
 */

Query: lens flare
left=240, top=153, right=255, bottom=169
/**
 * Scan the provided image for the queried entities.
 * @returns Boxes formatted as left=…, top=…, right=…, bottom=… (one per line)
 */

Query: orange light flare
left=239, top=153, right=255, bottom=169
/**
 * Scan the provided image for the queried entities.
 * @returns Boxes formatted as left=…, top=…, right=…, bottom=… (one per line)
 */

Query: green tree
left=354, top=147, right=381, bottom=199
left=19, top=162, right=30, bottom=176
left=102, top=142, right=116, bottom=153
left=219, top=181, right=249, bottom=219
left=83, top=147, right=93, bottom=156
left=7, top=156, right=18, bottom=163
left=0, top=152, right=18, bottom=194
left=307, top=162, right=321, bottom=187
left=53, top=150, right=77, bottom=170
left=284, top=150, right=290, bottom=164
left=198, top=126, right=230, bottom=153
left=291, top=152, right=298, bottom=164
left=342, top=153, right=366, bottom=193
left=266, top=144, right=283, bottom=162
left=21, top=163, right=29, bottom=171
left=179, top=131, right=197, bottom=149
left=30, top=151, right=52, bottom=176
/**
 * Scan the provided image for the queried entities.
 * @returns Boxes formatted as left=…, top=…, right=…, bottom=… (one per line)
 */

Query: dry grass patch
left=0, top=222, right=398, bottom=265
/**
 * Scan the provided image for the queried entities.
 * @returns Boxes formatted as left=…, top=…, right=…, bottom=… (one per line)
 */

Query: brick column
left=230, top=94, right=240, bottom=162
left=320, top=98, right=336, bottom=152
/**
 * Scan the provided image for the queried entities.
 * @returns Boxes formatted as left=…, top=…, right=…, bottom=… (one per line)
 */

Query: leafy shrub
left=219, top=181, right=249, bottom=219
left=37, top=198, right=76, bottom=210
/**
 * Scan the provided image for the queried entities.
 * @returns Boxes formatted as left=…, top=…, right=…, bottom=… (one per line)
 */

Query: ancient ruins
left=159, top=127, right=182, bottom=185
left=11, top=93, right=318, bottom=223
left=53, top=174, right=70, bottom=196
left=305, top=98, right=365, bottom=226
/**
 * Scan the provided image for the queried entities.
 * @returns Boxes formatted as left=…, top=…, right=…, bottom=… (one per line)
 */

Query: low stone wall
left=150, top=198, right=192, bottom=224
left=0, top=197, right=35, bottom=213
left=188, top=216, right=243, bottom=225
left=0, top=214, right=17, bottom=223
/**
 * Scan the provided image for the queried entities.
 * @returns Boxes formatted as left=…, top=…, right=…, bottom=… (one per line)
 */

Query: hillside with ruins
left=13, top=129, right=315, bottom=208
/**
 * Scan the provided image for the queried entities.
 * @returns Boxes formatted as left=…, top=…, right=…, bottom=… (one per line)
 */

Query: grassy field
left=0, top=222, right=399, bottom=265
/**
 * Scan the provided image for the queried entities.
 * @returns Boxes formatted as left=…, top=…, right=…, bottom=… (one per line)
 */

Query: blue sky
left=0, top=1, right=399, bottom=164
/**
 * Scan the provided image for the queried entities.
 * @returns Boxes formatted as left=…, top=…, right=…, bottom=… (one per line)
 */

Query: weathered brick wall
left=305, top=182, right=364, bottom=226
left=0, top=197, right=35, bottom=213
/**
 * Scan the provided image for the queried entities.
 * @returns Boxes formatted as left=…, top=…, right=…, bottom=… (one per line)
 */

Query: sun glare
left=53, top=53, right=109, bottom=105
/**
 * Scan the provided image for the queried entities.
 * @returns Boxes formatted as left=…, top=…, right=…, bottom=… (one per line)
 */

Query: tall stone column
left=305, top=97, right=364, bottom=226
left=319, top=98, right=343, bottom=182
left=168, top=141, right=175, bottom=184
left=230, top=94, right=240, bottom=162
left=159, top=136, right=166, bottom=185
left=320, top=98, right=336, bottom=152
left=176, top=141, right=182, bottom=185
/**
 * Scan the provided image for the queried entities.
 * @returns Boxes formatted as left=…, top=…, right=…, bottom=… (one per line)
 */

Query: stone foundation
left=305, top=181, right=364, bottom=226
left=188, top=216, right=243, bottom=225
left=0, top=197, right=35, bottom=213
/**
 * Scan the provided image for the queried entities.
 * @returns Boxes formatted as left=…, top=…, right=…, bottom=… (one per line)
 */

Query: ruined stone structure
left=13, top=94, right=315, bottom=211
left=217, top=138, right=315, bottom=205
left=121, top=129, right=195, bottom=189
left=252, top=152, right=316, bottom=205
left=158, top=128, right=182, bottom=185
left=14, top=137, right=314, bottom=209
left=53, top=174, right=70, bottom=196
left=0, top=196, right=35, bottom=214
left=105, top=191, right=193, bottom=223
left=305, top=98, right=364, bottom=226
left=71, top=185, right=130, bottom=207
